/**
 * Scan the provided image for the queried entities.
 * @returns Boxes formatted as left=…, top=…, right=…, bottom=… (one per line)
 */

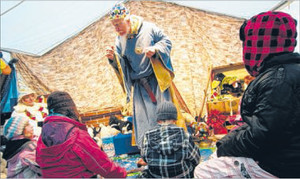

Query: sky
left=0, top=0, right=299, bottom=60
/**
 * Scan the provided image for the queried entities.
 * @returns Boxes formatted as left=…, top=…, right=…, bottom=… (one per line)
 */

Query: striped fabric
left=3, top=116, right=29, bottom=140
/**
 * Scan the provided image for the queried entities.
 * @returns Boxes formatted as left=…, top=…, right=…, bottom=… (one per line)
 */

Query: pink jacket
left=36, top=115, right=127, bottom=178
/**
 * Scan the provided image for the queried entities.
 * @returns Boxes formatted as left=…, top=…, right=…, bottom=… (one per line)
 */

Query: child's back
left=140, top=102, right=201, bottom=178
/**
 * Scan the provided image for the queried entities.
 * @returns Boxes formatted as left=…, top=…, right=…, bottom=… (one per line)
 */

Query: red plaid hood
left=240, top=11, right=297, bottom=76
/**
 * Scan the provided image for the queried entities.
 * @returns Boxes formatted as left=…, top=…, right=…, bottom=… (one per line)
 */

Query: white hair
left=119, top=17, right=131, bottom=55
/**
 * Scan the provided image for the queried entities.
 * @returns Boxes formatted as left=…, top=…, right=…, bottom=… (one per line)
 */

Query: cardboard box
left=113, top=133, right=140, bottom=155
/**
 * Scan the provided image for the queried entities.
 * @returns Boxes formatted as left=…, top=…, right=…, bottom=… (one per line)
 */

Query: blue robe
left=109, top=15, right=175, bottom=147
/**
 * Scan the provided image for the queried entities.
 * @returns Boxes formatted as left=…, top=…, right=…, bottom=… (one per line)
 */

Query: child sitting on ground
left=36, top=91, right=127, bottom=178
left=140, top=101, right=201, bottom=178
left=2, top=116, right=41, bottom=178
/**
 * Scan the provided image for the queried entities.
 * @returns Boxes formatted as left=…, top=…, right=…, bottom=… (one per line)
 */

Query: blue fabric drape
left=1, top=64, right=18, bottom=113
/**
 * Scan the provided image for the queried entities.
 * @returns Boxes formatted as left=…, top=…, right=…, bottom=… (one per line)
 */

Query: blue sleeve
left=151, top=24, right=173, bottom=72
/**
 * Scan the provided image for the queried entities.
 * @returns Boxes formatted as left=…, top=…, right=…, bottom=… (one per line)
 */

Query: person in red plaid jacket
left=140, top=101, right=200, bottom=178
left=194, top=11, right=300, bottom=178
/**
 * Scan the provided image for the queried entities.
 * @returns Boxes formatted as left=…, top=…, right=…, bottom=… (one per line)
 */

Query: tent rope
left=1, top=0, right=26, bottom=17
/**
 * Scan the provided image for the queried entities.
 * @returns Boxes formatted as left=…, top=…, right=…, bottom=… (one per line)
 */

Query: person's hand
left=144, top=47, right=156, bottom=58
left=127, top=167, right=145, bottom=174
left=137, top=158, right=147, bottom=167
left=105, top=46, right=115, bottom=60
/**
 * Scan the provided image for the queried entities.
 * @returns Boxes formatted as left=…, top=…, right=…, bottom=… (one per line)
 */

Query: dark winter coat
left=217, top=53, right=300, bottom=178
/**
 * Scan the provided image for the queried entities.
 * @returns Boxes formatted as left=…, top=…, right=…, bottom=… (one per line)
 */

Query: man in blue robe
left=105, top=3, right=186, bottom=148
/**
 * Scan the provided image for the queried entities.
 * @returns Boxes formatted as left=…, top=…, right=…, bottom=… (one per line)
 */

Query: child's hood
left=148, top=126, right=186, bottom=155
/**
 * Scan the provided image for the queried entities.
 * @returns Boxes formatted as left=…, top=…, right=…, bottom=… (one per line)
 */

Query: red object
left=139, top=78, right=157, bottom=104
left=25, top=111, right=31, bottom=117
left=213, top=126, right=228, bottom=134
left=207, top=110, right=228, bottom=134
left=145, top=88, right=157, bottom=103
left=37, top=97, right=43, bottom=103
left=210, top=92, right=219, bottom=99
left=42, top=113, right=47, bottom=118
left=25, top=110, right=36, bottom=120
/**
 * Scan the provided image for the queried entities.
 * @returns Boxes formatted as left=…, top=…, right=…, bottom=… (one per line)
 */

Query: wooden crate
left=81, top=106, right=123, bottom=127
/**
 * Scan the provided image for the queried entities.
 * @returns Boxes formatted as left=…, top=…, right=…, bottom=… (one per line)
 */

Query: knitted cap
left=156, top=101, right=177, bottom=121
left=3, top=116, right=29, bottom=140
left=47, top=91, right=76, bottom=114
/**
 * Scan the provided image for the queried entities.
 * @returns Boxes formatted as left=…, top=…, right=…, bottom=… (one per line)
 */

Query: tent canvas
left=1, top=0, right=299, bottom=116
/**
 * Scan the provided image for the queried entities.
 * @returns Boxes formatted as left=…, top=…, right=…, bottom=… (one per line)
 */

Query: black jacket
left=217, top=53, right=300, bottom=178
